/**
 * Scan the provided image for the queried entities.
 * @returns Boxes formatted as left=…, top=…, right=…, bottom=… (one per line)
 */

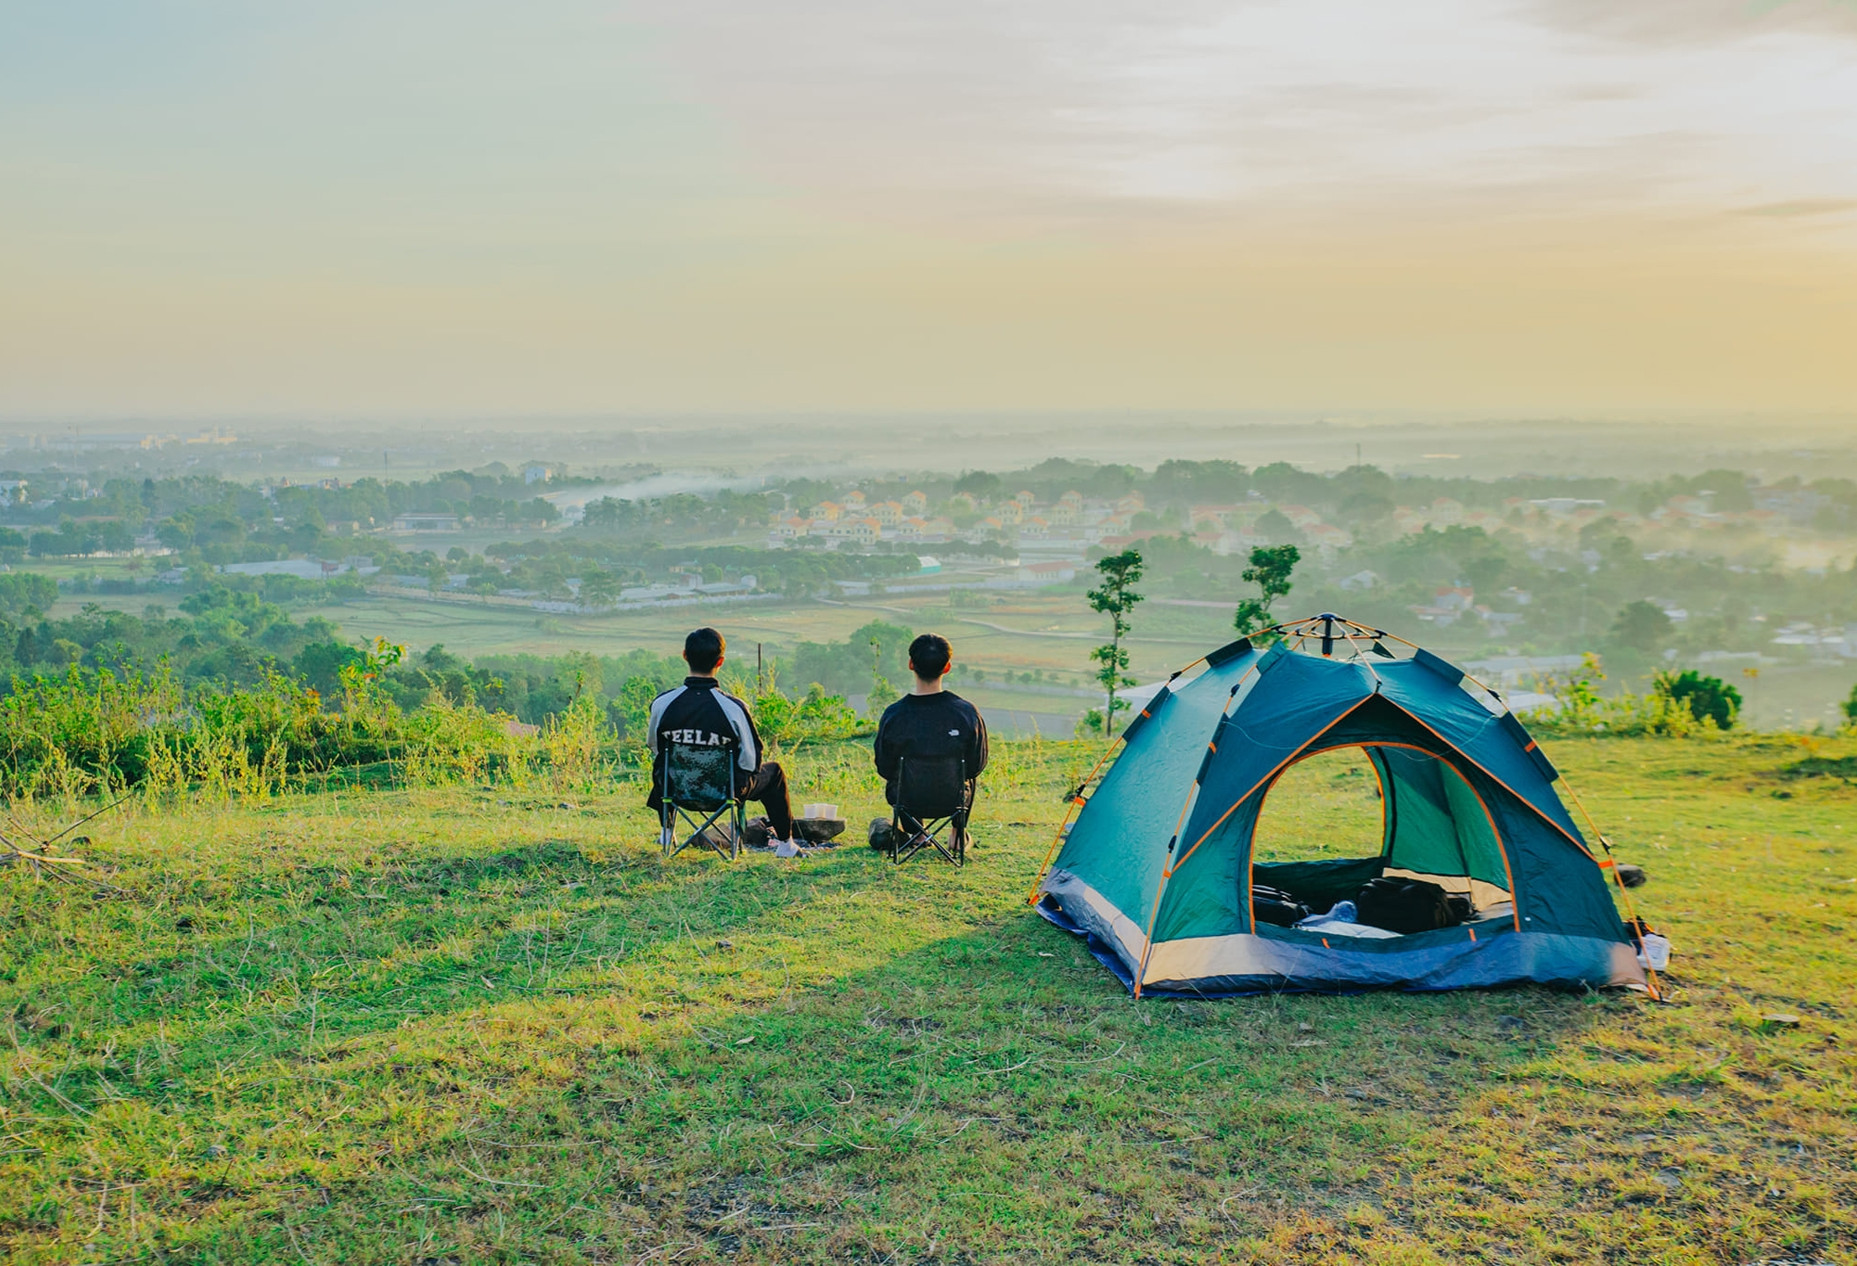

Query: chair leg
left=667, top=802, right=735, bottom=861
left=892, top=813, right=964, bottom=866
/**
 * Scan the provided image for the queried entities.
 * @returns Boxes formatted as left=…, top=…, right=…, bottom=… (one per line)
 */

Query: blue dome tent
left=1032, top=615, right=1652, bottom=997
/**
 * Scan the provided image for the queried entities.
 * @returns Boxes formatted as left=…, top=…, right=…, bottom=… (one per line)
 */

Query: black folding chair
left=891, top=755, right=971, bottom=866
left=660, top=741, right=743, bottom=861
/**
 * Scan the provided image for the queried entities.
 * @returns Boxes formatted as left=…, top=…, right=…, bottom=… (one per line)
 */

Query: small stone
left=1654, top=1168, right=1681, bottom=1189
left=716, top=939, right=734, bottom=949
left=1297, top=1021, right=1315, bottom=1033
left=205, top=1144, right=227, bottom=1159
left=1760, top=1013, right=1802, bottom=1028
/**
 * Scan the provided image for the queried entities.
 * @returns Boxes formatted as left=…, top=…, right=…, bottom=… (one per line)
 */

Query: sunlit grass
left=1, top=734, right=1853, bottom=1263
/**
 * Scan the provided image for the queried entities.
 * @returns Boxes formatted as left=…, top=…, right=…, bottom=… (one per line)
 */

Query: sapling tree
left=1087, top=548, right=1145, bottom=737
left=1233, top=544, right=1300, bottom=641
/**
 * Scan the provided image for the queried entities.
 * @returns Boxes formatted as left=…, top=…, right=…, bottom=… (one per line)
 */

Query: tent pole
left=1337, top=625, right=1384, bottom=687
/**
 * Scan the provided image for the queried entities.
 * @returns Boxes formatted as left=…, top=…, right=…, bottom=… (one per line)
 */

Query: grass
left=2, top=733, right=1854, bottom=1264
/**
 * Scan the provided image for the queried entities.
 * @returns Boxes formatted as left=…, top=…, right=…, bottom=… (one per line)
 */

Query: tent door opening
left=1249, top=743, right=1515, bottom=934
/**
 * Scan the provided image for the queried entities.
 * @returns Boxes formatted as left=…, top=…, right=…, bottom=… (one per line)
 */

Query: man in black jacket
left=873, top=633, right=988, bottom=824
left=647, top=627, right=796, bottom=847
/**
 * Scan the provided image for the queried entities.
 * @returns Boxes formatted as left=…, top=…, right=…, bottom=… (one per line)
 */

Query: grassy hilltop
left=2, top=735, right=1854, bottom=1264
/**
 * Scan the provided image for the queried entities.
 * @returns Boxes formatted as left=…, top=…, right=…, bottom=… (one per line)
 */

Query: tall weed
left=1519, top=654, right=1731, bottom=738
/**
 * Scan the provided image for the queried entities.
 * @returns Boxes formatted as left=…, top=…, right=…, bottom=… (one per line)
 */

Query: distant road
left=953, top=617, right=1204, bottom=647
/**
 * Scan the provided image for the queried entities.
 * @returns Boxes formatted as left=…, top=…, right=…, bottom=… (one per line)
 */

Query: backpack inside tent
left=1033, top=615, right=1651, bottom=997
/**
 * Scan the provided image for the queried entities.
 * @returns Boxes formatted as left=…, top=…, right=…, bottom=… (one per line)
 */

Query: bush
left=1654, top=670, right=1740, bottom=730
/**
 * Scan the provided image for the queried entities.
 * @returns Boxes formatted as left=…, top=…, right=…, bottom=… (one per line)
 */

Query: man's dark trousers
left=741, top=762, right=794, bottom=839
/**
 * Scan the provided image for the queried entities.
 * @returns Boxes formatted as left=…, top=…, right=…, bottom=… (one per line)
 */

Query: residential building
left=1429, top=497, right=1465, bottom=525
left=823, top=517, right=881, bottom=545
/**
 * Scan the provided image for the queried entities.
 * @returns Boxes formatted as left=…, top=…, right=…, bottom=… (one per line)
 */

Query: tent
left=1033, top=615, right=1650, bottom=997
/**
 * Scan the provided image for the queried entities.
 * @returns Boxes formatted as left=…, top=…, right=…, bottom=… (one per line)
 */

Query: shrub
left=1654, top=669, right=1741, bottom=731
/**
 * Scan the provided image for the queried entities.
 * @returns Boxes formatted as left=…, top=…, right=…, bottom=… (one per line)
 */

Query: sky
left=2, top=0, right=1856, bottom=419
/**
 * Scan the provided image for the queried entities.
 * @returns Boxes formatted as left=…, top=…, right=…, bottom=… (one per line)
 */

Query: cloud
left=1735, top=198, right=1857, bottom=217
left=635, top=0, right=1857, bottom=235
left=1529, top=0, right=1857, bottom=48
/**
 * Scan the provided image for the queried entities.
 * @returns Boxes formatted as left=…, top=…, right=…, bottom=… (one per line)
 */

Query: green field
left=3, top=734, right=1853, bottom=1263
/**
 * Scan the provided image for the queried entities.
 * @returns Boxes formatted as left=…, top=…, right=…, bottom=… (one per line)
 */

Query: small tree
left=1087, top=548, right=1145, bottom=738
left=1233, top=544, right=1300, bottom=641
left=577, top=569, right=619, bottom=609
left=1842, top=681, right=1857, bottom=730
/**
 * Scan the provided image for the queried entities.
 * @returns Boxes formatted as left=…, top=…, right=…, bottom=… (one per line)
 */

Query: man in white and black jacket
left=647, top=627, right=796, bottom=846
left=873, top=633, right=988, bottom=810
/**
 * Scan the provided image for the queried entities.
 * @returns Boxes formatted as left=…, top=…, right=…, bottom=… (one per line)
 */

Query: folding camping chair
left=890, top=755, right=971, bottom=866
left=659, top=740, right=743, bottom=861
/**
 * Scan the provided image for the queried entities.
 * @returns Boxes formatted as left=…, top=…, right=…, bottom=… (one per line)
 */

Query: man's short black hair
left=684, top=627, right=725, bottom=674
left=909, top=633, right=952, bottom=679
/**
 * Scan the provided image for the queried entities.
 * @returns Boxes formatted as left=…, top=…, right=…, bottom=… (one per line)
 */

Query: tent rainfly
left=1032, top=615, right=1651, bottom=997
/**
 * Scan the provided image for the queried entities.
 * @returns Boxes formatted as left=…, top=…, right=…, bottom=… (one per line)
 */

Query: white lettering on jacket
left=661, top=729, right=728, bottom=746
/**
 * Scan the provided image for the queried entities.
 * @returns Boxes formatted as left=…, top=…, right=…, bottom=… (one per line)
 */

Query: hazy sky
left=3, top=1, right=1855, bottom=418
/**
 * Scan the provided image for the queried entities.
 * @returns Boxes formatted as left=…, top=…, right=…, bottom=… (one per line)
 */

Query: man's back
left=874, top=690, right=988, bottom=803
left=653, top=628, right=798, bottom=844
left=648, top=676, right=761, bottom=780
